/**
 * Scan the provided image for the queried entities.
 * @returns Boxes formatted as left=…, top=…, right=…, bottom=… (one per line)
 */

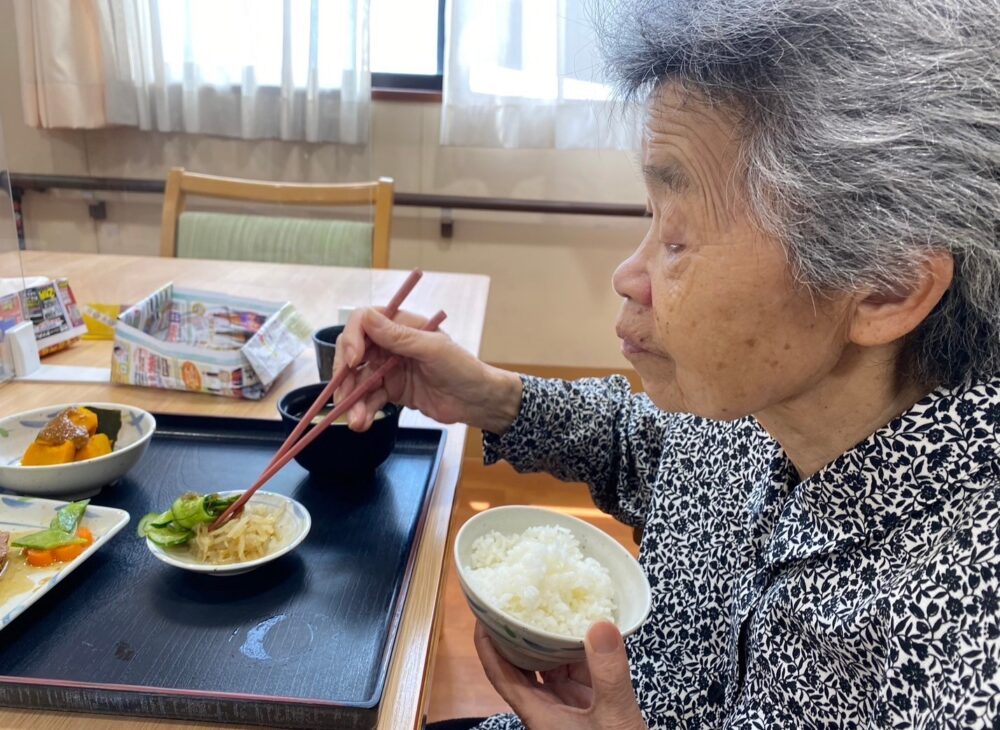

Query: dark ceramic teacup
left=277, top=383, right=401, bottom=482
left=312, top=325, right=344, bottom=381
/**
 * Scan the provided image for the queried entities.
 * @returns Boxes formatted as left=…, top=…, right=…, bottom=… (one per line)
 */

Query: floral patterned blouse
left=475, top=375, right=1000, bottom=729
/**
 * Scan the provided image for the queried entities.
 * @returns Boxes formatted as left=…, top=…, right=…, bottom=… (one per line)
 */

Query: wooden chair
left=159, top=167, right=393, bottom=269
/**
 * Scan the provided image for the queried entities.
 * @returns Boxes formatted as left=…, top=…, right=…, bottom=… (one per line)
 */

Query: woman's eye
left=665, top=243, right=686, bottom=254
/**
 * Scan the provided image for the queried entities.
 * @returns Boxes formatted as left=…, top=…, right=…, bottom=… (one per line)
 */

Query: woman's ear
left=849, top=251, right=954, bottom=347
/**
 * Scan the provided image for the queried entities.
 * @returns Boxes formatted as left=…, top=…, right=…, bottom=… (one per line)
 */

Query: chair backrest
left=159, top=167, right=393, bottom=268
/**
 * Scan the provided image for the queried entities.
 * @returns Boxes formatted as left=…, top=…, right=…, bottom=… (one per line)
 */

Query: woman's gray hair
left=598, top=0, right=1000, bottom=387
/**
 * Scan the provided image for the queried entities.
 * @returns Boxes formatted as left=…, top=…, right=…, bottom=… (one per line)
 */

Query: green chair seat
left=176, top=211, right=374, bottom=267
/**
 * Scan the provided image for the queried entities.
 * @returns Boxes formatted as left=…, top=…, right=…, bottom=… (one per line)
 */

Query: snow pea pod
left=49, top=499, right=89, bottom=533
left=12, top=528, right=86, bottom=550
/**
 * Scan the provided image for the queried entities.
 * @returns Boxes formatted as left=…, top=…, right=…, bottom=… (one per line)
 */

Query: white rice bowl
left=466, top=525, right=617, bottom=638
left=454, top=505, right=651, bottom=672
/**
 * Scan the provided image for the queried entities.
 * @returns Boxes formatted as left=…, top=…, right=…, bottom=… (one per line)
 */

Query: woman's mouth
left=620, top=337, right=648, bottom=356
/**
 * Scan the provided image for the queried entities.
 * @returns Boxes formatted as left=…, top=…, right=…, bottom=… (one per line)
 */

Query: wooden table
left=0, top=251, right=490, bottom=730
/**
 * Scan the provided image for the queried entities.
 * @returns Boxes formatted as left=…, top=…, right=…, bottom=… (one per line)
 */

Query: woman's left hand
left=475, top=620, right=647, bottom=730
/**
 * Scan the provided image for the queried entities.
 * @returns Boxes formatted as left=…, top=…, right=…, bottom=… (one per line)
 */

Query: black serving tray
left=0, top=414, right=446, bottom=730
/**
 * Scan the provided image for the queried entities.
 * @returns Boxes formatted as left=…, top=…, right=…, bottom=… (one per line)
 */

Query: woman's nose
left=613, top=240, right=652, bottom=306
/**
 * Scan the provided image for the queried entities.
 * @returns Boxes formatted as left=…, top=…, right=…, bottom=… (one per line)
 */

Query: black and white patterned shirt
left=475, top=375, right=1000, bottom=729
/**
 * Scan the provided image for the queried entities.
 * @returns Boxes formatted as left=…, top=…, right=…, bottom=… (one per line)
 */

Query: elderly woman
left=335, top=0, right=1000, bottom=726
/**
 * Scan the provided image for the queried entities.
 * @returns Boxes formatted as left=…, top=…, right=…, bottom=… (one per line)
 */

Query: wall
left=0, top=0, right=649, bottom=369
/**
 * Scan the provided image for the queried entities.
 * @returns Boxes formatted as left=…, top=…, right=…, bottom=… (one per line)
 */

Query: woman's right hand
left=332, top=307, right=523, bottom=434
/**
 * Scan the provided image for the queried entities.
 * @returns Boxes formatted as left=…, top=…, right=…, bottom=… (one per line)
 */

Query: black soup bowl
left=277, top=383, right=401, bottom=482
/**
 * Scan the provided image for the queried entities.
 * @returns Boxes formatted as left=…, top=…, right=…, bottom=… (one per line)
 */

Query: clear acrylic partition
left=0, top=114, right=25, bottom=385
left=16, top=0, right=377, bottom=326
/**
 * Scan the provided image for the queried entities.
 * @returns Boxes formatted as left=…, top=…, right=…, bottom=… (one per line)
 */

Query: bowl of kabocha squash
left=0, top=403, right=155, bottom=498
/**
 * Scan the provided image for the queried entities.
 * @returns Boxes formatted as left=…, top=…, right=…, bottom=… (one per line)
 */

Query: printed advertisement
left=0, top=277, right=88, bottom=356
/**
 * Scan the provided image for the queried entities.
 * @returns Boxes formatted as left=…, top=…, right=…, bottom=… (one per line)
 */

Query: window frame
left=371, top=0, right=445, bottom=99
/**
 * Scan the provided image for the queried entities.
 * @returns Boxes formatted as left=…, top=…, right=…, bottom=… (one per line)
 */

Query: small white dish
left=454, top=505, right=652, bottom=671
left=1, top=496, right=130, bottom=631
left=145, top=491, right=311, bottom=576
left=0, top=403, right=156, bottom=499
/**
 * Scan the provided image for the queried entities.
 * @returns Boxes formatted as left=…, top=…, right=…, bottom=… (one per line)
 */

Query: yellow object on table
left=80, top=303, right=124, bottom=340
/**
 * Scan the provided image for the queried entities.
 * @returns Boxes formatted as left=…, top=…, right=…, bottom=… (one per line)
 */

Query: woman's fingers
left=347, top=398, right=368, bottom=431
left=340, top=368, right=388, bottom=431
left=334, top=369, right=355, bottom=407
left=583, top=622, right=645, bottom=728
left=335, top=308, right=369, bottom=369
left=334, top=306, right=426, bottom=373
left=355, top=386, right=391, bottom=431
left=333, top=306, right=429, bottom=399
left=474, top=621, right=539, bottom=700
left=337, top=336, right=405, bottom=430
left=332, top=305, right=501, bottom=431
left=475, top=622, right=596, bottom=729
left=540, top=666, right=593, bottom=709
left=361, top=308, right=438, bottom=360
left=566, top=658, right=592, bottom=687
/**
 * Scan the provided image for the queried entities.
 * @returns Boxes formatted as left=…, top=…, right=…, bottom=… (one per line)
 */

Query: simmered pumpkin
left=22, top=406, right=117, bottom=466
left=73, top=433, right=112, bottom=461
left=22, top=440, right=76, bottom=466
left=66, top=407, right=98, bottom=436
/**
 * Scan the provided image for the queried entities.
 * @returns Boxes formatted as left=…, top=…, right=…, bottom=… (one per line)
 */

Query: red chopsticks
left=210, top=310, right=447, bottom=530
left=271, top=269, right=423, bottom=473
left=209, top=270, right=441, bottom=531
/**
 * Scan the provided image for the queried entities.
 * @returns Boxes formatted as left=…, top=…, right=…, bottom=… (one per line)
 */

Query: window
left=370, top=0, right=444, bottom=92
left=152, top=0, right=445, bottom=95
left=440, top=1, right=636, bottom=149
left=156, top=0, right=356, bottom=89
left=113, top=0, right=371, bottom=143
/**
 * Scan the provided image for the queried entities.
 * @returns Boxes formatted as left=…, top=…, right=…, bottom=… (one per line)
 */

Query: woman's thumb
left=584, top=622, right=645, bottom=728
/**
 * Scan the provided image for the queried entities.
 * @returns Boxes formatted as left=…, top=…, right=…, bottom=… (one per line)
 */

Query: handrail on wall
left=0, top=171, right=648, bottom=248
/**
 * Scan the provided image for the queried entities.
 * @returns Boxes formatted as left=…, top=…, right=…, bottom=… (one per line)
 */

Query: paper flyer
left=0, top=277, right=88, bottom=357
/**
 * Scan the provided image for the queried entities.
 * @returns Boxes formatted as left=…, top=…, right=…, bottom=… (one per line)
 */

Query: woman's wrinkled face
left=613, top=83, right=853, bottom=420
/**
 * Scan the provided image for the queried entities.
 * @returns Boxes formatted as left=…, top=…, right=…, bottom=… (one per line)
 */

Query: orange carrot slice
left=25, top=549, right=55, bottom=567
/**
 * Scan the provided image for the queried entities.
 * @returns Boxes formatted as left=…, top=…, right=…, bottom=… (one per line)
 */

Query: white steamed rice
left=466, top=524, right=616, bottom=638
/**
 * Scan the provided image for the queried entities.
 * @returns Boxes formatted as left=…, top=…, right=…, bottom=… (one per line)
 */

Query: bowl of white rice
left=454, top=505, right=651, bottom=671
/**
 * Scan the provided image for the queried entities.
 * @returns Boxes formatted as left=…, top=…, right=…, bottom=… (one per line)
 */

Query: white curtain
left=14, top=0, right=371, bottom=144
left=440, top=0, right=637, bottom=150
left=99, top=0, right=371, bottom=144
left=13, top=0, right=110, bottom=128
